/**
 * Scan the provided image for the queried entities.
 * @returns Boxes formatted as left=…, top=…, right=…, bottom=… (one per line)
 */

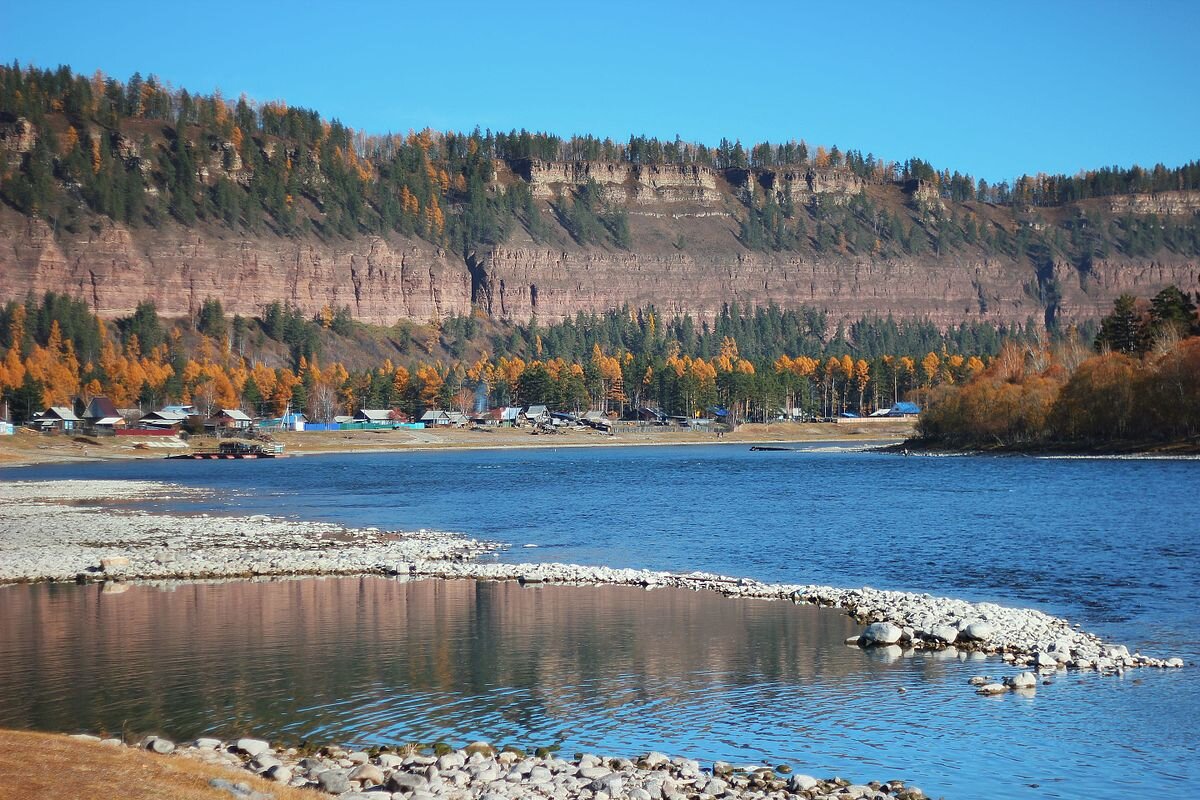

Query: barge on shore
left=167, top=441, right=284, bottom=460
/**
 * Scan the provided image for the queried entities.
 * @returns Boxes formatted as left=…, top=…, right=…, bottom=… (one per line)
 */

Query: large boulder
left=960, top=621, right=994, bottom=642
left=861, top=622, right=903, bottom=645
left=317, top=769, right=351, bottom=794
left=235, top=738, right=271, bottom=757
left=348, top=764, right=385, bottom=786
left=930, top=625, right=960, bottom=644
left=1004, top=671, right=1037, bottom=689
left=789, top=774, right=819, bottom=791
left=144, top=736, right=174, bottom=755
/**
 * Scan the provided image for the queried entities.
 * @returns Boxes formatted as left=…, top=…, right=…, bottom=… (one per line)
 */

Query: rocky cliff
left=4, top=201, right=1195, bottom=330
left=2, top=118, right=1198, bottom=330
left=0, top=210, right=469, bottom=324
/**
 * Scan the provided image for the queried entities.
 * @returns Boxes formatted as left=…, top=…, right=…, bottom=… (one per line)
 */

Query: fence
left=115, top=427, right=179, bottom=437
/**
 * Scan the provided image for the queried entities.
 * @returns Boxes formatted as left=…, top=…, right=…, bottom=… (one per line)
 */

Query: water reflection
left=0, top=577, right=865, bottom=742
left=0, top=577, right=1195, bottom=799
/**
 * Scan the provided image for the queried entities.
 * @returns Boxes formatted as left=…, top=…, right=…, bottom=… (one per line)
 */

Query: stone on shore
left=861, top=621, right=903, bottom=645
left=1005, top=671, right=1038, bottom=689
left=316, top=769, right=351, bottom=794
left=929, top=624, right=960, bottom=644
left=960, top=621, right=994, bottom=641
left=264, top=764, right=292, bottom=783
left=464, top=741, right=495, bottom=757
left=235, top=737, right=271, bottom=757
left=144, top=736, right=175, bottom=754
left=789, top=773, right=819, bottom=791
left=1035, top=651, right=1059, bottom=669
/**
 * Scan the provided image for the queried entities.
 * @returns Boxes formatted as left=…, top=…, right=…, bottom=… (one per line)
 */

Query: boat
left=166, top=440, right=285, bottom=460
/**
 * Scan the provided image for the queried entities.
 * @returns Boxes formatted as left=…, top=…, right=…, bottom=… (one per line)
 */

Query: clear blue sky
left=4, top=0, right=1196, bottom=182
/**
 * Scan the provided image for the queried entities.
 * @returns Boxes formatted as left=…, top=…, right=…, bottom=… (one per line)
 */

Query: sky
left=3, top=0, right=1196, bottom=182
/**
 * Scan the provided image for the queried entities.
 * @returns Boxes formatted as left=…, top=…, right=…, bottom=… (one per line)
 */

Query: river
left=1, top=444, right=1196, bottom=797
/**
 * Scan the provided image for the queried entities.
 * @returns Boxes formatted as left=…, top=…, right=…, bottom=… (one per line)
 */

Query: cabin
left=447, top=411, right=468, bottom=428
left=354, top=409, right=394, bottom=424
left=211, top=408, right=253, bottom=430
left=82, top=396, right=126, bottom=434
left=638, top=407, right=669, bottom=425
left=886, top=401, right=921, bottom=417
left=138, top=409, right=190, bottom=430
left=31, top=407, right=80, bottom=432
left=522, top=405, right=550, bottom=426
left=581, top=410, right=613, bottom=431
left=420, top=409, right=452, bottom=427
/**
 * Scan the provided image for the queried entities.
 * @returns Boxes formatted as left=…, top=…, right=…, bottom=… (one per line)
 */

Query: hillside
left=1, top=65, right=1198, bottom=331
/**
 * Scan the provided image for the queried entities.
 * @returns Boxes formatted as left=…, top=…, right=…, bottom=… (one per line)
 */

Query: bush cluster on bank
left=919, top=288, right=1200, bottom=448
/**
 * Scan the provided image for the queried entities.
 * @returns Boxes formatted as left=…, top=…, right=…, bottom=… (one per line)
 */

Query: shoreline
left=0, top=420, right=914, bottom=469
left=893, top=437, right=1200, bottom=458
left=0, top=479, right=1183, bottom=677
left=0, top=729, right=928, bottom=800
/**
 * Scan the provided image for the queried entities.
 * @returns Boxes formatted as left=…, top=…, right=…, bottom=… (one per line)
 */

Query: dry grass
left=0, top=729, right=316, bottom=800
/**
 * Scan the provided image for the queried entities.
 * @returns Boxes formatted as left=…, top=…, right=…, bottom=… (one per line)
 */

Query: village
left=0, top=394, right=920, bottom=462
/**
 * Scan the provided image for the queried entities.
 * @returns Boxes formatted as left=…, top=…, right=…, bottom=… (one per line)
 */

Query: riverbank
left=895, top=436, right=1200, bottom=458
left=0, top=479, right=1183, bottom=675
left=0, top=730, right=928, bottom=800
left=0, top=418, right=915, bottom=468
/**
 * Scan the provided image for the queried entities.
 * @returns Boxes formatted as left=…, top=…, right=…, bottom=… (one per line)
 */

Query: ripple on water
left=0, top=577, right=1196, bottom=799
left=2, top=448, right=1199, bottom=799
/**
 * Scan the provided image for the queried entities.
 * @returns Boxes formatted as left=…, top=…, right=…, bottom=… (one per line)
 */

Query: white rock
left=861, top=622, right=903, bottom=645
left=235, top=737, right=271, bottom=757
left=1035, top=651, right=1059, bottom=669
left=1005, top=671, right=1037, bottom=689
left=930, top=625, right=960, bottom=644
left=789, top=774, right=819, bottom=791
left=960, top=621, right=994, bottom=641
left=977, top=683, right=1007, bottom=695
left=145, top=736, right=174, bottom=755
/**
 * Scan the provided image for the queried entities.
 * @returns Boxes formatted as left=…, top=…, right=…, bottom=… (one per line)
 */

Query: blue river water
left=1, top=444, right=1197, bottom=797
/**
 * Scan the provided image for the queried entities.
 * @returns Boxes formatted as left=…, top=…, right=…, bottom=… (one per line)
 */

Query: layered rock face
left=0, top=212, right=469, bottom=325
left=471, top=246, right=1040, bottom=328
left=2, top=151, right=1198, bottom=328
left=729, top=166, right=866, bottom=208
left=514, top=159, right=723, bottom=205
left=1108, top=190, right=1200, bottom=216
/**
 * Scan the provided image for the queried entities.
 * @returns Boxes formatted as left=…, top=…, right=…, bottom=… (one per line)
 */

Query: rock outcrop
left=0, top=211, right=469, bottom=325
left=1108, top=190, right=1200, bottom=216
left=513, top=159, right=722, bottom=205
left=2, top=203, right=1196, bottom=328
